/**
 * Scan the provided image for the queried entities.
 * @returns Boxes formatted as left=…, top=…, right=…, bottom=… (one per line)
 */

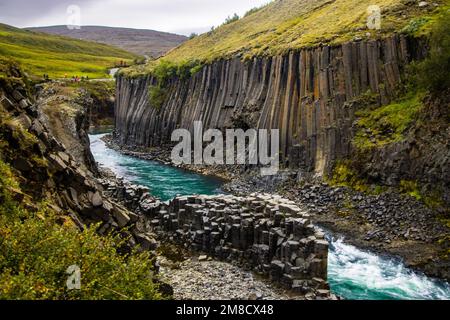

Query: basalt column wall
left=115, top=35, right=423, bottom=176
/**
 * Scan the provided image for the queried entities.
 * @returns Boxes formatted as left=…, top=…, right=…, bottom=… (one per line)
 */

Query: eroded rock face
left=114, top=35, right=424, bottom=178
left=145, top=193, right=330, bottom=296
left=0, top=80, right=158, bottom=254
left=37, top=83, right=98, bottom=175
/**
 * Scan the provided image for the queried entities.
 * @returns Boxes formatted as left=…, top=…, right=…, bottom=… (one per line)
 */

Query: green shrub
left=327, top=160, right=369, bottom=193
left=147, top=59, right=202, bottom=109
left=152, top=60, right=178, bottom=87
left=223, top=13, right=240, bottom=26
left=401, top=17, right=431, bottom=35
left=148, top=85, right=168, bottom=110
left=133, top=57, right=147, bottom=65
left=244, top=3, right=271, bottom=17
left=68, top=80, right=115, bottom=98
left=0, top=158, right=166, bottom=300
left=151, top=59, right=202, bottom=85
left=0, top=23, right=136, bottom=79
left=415, top=11, right=450, bottom=94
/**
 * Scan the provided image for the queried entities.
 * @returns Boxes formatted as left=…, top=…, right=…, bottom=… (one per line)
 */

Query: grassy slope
left=124, top=0, right=446, bottom=77
left=0, top=60, right=164, bottom=300
left=168, top=0, right=446, bottom=61
left=0, top=23, right=138, bottom=79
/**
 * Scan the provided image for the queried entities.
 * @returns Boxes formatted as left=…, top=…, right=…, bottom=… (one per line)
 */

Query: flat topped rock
left=91, top=191, right=103, bottom=207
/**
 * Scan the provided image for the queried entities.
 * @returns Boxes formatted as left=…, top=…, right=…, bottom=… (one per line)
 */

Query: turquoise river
left=90, top=133, right=450, bottom=300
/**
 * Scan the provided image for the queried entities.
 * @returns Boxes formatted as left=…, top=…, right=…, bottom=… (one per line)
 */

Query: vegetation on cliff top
left=337, top=10, right=450, bottom=208
left=123, top=0, right=447, bottom=77
left=0, top=118, right=164, bottom=299
left=353, top=92, right=424, bottom=150
left=413, top=8, right=450, bottom=94
left=0, top=23, right=138, bottom=79
left=145, top=59, right=203, bottom=109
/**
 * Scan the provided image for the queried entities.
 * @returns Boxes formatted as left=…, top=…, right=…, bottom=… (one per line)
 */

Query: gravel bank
left=159, top=256, right=293, bottom=300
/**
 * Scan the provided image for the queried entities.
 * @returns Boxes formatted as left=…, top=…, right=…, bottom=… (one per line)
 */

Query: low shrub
left=0, top=159, right=165, bottom=300
left=147, top=59, right=203, bottom=109
left=148, top=85, right=168, bottom=110
left=415, top=11, right=450, bottom=94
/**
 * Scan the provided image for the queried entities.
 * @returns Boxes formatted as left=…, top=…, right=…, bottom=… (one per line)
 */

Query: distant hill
left=0, top=23, right=138, bottom=79
left=28, top=25, right=188, bottom=58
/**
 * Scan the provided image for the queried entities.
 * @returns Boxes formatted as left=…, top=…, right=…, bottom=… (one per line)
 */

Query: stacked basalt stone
left=144, top=193, right=331, bottom=298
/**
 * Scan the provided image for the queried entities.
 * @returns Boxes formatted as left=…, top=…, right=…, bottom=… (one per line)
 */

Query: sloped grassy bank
left=0, top=59, right=166, bottom=299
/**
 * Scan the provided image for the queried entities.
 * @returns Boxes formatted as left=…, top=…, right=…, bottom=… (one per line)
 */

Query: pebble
left=160, top=258, right=292, bottom=300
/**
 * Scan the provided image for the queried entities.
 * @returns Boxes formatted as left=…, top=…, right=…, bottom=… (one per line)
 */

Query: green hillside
left=0, top=23, right=138, bottom=79
left=124, top=0, right=448, bottom=76
left=168, top=0, right=447, bottom=61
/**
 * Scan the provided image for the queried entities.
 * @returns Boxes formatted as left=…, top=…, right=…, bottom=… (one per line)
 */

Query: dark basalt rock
left=114, top=35, right=424, bottom=178
left=145, top=193, right=331, bottom=297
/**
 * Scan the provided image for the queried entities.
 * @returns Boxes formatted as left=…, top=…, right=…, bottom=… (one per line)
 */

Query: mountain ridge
left=28, top=25, right=188, bottom=58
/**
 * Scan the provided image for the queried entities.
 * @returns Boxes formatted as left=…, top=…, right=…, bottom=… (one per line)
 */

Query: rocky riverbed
left=228, top=176, right=450, bottom=281
left=95, top=164, right=335, bottom=299
left=159, top=256, right=292, bottom=300
left=102, top=134, right=449, bottom=282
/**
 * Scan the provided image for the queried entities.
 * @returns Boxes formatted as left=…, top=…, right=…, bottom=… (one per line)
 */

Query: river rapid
left=90, top=133, right=450, bottom=300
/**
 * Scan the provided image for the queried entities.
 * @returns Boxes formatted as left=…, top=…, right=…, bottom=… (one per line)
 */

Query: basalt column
left=115, top=35, right=420, bottom=176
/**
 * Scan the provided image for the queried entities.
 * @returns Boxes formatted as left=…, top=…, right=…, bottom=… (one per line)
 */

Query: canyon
left=114, top=35, right=447, bottom=192
left=1, top=0, right=448, bottom=301
left=115, top=35, right=415, bottom=173
left=112, top=33, right=449, bottom=281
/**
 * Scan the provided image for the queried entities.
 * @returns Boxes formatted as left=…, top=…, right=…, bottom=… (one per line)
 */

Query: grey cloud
left=0, top=0, right=269, bottom=34
left=0, top=0, right=98, bottom=26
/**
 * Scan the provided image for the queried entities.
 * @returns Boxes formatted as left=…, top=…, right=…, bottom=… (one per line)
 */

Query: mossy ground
left=353, top=92, right=424, bottom=150
left=0, top=113, right=166, bottom=300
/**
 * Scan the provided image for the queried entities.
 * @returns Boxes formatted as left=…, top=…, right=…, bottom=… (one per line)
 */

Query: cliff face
left=0, top=74, right=159, bottom=253
left=36, top=83, right=98, bottom=175
left=115, top=35, right=423, bottom=176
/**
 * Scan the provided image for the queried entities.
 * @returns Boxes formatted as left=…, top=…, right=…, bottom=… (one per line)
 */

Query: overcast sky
left=0, top=0, right=270, bottom=35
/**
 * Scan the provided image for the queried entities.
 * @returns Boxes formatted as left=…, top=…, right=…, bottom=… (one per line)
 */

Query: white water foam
left=328, top=238, right=450, bottom=300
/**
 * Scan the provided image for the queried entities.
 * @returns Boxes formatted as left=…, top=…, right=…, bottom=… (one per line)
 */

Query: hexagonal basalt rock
left=146, top=192, right=330, bottom=297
